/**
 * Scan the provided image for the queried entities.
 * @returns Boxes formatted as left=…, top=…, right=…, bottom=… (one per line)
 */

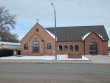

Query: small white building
left=0, top=41, right=20, bottom=50
left=0, top=41, right=20, bottom=56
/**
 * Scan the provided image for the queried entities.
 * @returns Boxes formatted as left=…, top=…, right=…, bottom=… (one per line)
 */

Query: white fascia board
left=82, top=32, right=104, bottom=40
left=45, top=29, right=57, bottom=41
left=82, top=32, right=91, bottom=40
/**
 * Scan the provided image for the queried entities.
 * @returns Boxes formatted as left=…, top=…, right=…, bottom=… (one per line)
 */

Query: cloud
left=0, top=0, right=110, bottom=40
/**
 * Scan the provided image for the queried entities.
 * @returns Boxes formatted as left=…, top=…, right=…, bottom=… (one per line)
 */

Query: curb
left=0, top=60, right=92, bottom=64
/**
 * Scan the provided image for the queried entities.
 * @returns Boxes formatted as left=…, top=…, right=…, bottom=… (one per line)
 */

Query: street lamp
left=51, top=3, right=57, bottom=60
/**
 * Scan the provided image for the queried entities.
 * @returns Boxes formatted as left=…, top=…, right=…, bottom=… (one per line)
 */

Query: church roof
left=46, top=25, right=109, bottom=42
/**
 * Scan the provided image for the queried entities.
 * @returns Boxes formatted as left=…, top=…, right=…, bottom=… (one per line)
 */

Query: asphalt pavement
left=86, top=55, right=110, bottom=63
left=0, top=63, right=110, bottom=83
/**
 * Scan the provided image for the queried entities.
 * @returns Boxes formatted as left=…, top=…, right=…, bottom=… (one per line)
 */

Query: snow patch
left=82, top=32, right=104, bottom=40
left=98, top=34, right=104, bottom=40
left=0, top=55, right=89, bottom=61
left=82, top=32, right=91, bottom=40
left=0, top=42, right=20, bottom=45
left=45, top=29, right=57, bottom=41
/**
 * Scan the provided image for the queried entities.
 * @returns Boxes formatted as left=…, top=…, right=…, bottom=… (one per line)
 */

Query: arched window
left=33, top=41, right=39, bottom=52
left=69, top=45, right=73, bottom=51
left=57, top=45, right=63, bottom=51
left=24, top=44, right=28, bottom=50
left=47, top=43, right=51, bottom=49
left=64, top=45, right=68, bottom=51
left=75, top=45, right=79, bottom=51
left=89, top=42, right=97, bottom=55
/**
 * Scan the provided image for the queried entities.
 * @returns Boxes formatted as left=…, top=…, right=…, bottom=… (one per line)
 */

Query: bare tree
left=0, top=7, right=19, bottom=42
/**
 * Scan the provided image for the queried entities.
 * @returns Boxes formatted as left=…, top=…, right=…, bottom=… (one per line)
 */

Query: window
left=64, top=45, right=68, bottom=51
left=69, top=45, right=73, bottom=51
left=36, top=28, right=39, bottom=32
left=89, top=42, right=97, bottom=55
left=75, top=45, right=79, bottom=51
left=47, top=43, right=51, bottom=49
left=57, top=45, right=63, bottom=51
left=24, top=44, right=28, bottom=50
left=108, top=47, right=110, bottom=51
left=33, top=41, right=39, bottom=52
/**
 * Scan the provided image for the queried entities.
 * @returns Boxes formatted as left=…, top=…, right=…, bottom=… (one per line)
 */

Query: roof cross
left=37, top=19, right=39, bottom=23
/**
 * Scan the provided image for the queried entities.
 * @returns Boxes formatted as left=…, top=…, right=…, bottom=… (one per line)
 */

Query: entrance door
left=89, top=42, right=97, bottom=55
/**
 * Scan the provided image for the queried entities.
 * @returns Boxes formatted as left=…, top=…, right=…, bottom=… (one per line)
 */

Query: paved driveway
left=86, top=55, right=110, bottom=63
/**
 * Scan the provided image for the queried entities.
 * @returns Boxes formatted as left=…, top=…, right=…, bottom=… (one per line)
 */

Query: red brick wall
left=20, top=23, right=55, bottom=56
left=20, top=24, right=108, bottom=56
left=102, top=41, right=108, bottom=55
left=68, top=53, right=82, bottom=58
left=56, top=41, right=84, bottom=55
left=84, top=32, right=108, bottom=55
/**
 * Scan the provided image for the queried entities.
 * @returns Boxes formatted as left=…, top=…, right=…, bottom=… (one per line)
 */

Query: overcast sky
left=0, top=0, right=110, bottom=41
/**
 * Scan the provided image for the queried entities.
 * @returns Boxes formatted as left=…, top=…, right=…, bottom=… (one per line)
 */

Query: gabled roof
left=21, top=23, right=45, bottom=42
left=46, top=25, right=109, bottom=42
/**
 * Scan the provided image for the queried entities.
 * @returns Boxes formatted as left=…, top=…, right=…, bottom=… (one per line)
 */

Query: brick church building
left=20, top=23, right=109, bottom=56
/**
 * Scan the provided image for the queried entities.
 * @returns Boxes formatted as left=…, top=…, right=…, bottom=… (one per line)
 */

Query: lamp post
left=51, top=3, right=57, bottom=60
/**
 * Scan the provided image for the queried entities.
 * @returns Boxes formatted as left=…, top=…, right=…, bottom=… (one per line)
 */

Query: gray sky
left=0, top=0, right=110, bottom=41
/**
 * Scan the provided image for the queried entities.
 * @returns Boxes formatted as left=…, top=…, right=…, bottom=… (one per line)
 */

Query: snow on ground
left=0, top=55, right=89, bottom=61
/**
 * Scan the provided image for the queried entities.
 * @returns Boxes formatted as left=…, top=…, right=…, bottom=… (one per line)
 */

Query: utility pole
left=51, top=3, right=57, bottom=60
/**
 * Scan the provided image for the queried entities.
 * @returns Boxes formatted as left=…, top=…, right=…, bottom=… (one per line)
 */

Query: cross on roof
left=37, top=19, right=39, bottom=23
